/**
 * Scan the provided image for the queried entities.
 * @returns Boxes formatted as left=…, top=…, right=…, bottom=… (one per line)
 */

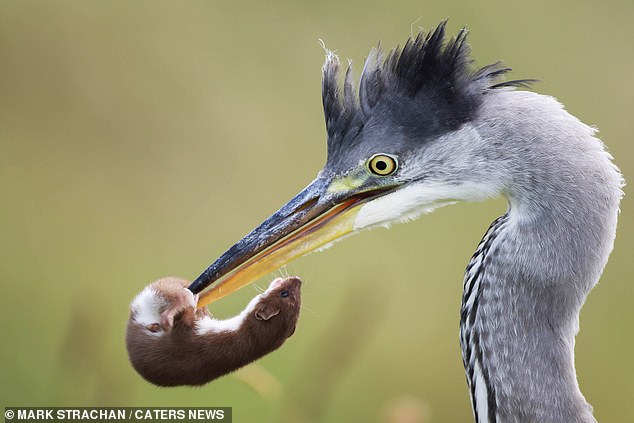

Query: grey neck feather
left=457, top=90, right=623, bottom=423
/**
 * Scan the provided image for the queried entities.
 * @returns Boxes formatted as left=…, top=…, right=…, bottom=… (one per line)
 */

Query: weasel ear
left=255, top=304, right=280, bottom=321
left=160, top=311, right=175, bottom=333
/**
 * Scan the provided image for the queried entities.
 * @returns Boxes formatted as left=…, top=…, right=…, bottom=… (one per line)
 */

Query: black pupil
left=375, top=160, right=388, bottom=171
left=280, top=290, right=289, bottom=298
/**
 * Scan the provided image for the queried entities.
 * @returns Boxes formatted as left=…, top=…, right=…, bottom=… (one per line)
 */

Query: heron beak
left=189, top=176, right=396, bottom=308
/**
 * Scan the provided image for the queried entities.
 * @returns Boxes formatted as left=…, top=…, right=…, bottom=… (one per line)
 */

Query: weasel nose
left=270, top=276, right=302, bottom=290
left=288, top=276, right=302, bottom=287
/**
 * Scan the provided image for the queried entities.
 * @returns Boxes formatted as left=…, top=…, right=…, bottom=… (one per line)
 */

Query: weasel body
left=126, top=277, right=301, bottom=386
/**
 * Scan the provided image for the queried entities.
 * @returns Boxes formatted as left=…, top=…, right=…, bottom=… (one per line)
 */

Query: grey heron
left=188, top=22, right=623, bottom=422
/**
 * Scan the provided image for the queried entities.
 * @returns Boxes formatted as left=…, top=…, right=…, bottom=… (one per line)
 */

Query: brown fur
left=126, top=277, right=301, bottom=387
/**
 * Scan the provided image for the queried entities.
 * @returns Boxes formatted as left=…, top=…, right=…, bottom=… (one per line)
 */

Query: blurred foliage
left=1, top=1, right=633, bottom=422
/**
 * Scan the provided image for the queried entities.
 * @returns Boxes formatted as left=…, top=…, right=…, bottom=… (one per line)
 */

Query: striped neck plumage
left=460, top=214, right=508, bottom=423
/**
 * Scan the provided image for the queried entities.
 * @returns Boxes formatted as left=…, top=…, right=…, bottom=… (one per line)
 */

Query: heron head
left=190, top=21, right=528, bottom=307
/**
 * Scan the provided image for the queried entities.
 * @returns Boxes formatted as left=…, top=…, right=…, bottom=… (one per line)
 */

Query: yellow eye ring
left=368, top=154, right=398, bottom=176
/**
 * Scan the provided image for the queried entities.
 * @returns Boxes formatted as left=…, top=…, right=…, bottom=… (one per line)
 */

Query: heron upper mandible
left=188, top=22, right=623, bottom=422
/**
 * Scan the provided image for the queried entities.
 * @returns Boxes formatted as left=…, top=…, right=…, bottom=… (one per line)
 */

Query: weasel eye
left=368, top=154, right=398, bottom=176
left=280, top=290, right=289, bottom=298
left=146, top=323, right=161, bottom=333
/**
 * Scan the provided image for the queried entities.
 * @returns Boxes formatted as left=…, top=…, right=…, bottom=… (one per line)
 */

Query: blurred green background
left=1, top=1, right=633, bottom=422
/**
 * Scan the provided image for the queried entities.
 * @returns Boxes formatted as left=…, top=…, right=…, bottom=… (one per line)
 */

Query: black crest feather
left=321, top=21, right=534, bottom=158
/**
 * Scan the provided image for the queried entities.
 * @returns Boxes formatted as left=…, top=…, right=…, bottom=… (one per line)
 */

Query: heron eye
left=368, top=154, right=398, bottom=176
left=280, top=290, right=289, bottom=298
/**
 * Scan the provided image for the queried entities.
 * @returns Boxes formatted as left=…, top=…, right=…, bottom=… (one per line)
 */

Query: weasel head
left=251, top=277, right=302, bottom=338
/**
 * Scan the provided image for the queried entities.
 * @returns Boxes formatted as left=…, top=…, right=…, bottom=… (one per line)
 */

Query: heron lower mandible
left=189, top=22, right=623, bottom=422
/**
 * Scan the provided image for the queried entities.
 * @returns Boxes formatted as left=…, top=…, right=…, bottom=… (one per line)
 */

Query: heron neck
left=461, top=212, right=599, bottom=423
left=460, top=91, right=622, bottom=422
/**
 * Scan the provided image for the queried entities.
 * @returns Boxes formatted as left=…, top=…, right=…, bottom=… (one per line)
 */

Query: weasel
left=126, top=276, right=301, bottom=386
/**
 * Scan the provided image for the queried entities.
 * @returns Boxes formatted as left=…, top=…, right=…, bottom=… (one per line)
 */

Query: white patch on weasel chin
left=130, top=286, right=165, bottom=329
left=195, top=278, right=283, bottom=335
